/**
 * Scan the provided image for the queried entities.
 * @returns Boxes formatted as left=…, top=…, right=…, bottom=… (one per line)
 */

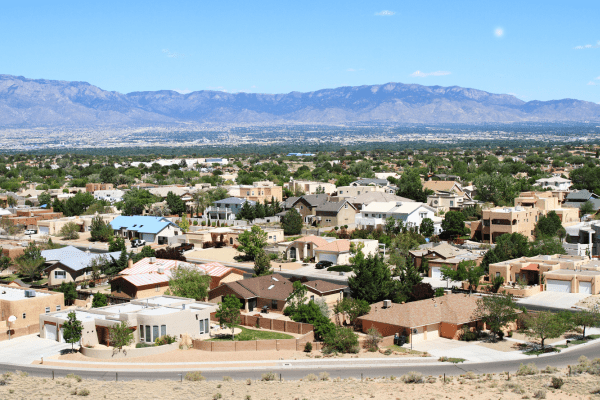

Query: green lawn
left=207, top=326, right=294, bottom=341
left=385, top=345, right=424, bottom=355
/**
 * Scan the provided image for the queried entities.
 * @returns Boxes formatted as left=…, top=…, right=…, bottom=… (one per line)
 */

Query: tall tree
left=441, top=211, right=468, bottom=238
left=90, top=215, right=113, bottom=242
left=216, top=295, right=242, bottom=340
left=236, top=226, right=268, bottom=260
left=525, top=311, right=569, bottom=350
left=420, top=217, right=434, bottom=237
left=166, top=265, right=211, bottom=300
left=475, top=293, right=519, bottom=340
left=396, top=168, right=432, bottom=202
left=572, top=307, right=600, bottom=338
left=237, top=200, right=255, bottom=221
left=61, top=311, right=83, bottom=352
left=166, top=191, right=186, bottom=216
left=348, top=249, right=394, bottom=303
left=281, top=207, right=303, bottom=235
left=120, top=188, right=157, bottom=216
left=253, top=250, right=273, bottom=277
left=109, top=320, right=134, bottom=350
left=441, top=260, right=485, bottom=292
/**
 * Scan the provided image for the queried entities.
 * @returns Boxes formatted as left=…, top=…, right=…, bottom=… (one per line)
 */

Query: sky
left=0, top=0, right=599, bottom=102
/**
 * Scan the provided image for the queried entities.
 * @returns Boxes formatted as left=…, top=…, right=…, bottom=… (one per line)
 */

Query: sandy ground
left=54, top=347, right=422, bottom=365
left=476, top=339, right=521, bottom=352
left=576, top=294, right=600, bottom=309
left=0, top=368, right=597, bottom=399
left=187, top=248, right=244, bottom=263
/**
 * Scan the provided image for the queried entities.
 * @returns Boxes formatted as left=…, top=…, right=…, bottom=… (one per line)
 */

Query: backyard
left=207, top=326, right=294, bottom=341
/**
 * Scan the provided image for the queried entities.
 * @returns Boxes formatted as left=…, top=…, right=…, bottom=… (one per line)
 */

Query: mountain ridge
left=0, top=74, right=599, bottom=127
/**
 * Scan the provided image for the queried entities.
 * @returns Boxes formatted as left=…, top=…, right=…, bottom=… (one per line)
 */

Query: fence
left=209, top=312, right=313, bottom=335
left=193, top=331, right=317, bottom=352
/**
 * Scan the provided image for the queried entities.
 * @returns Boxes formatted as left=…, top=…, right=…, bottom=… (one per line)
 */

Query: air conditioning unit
left=383, top=299, right=392, bottom=309
left=149, top=257, right=156, bottom=264
left=157, top=267, right=164, bottom=274
left=24, top=290, right=36, bottom=298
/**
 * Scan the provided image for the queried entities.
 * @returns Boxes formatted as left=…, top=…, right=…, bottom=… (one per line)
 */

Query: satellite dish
left=8, top=315, right=16, bottom=323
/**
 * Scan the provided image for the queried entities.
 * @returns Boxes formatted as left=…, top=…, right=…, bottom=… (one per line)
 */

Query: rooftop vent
left=383, top=299, right=391, bottom=309
left=24, top=290, right=36, bottom=298
left=157, top=267, right=164, bottom=274
left=149, top=257, right=156, bottom=264
left=268, top=284, right=275, bottom=290
left=395, top=202, right=403, bottom=207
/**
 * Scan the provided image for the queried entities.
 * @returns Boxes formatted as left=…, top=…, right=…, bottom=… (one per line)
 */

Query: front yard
left=207, top=326, right=295, bottom=341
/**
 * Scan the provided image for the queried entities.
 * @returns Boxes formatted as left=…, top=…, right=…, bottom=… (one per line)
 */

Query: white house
left=534, top=176, right=572, bottom=191
left=93, top=189, right=124, bottom=204
left=356, top=201, right=442, bottom=234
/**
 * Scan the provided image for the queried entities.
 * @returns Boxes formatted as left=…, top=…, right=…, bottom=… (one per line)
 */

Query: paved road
left=3, top=340, right=599, bottom=382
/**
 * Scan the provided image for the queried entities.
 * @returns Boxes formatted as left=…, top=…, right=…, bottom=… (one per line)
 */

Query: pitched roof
left=109, top=216, right=179, bottom=234
left=351, top=178, right=389, bottom=186
left=316, top=201, right=355, bottom=213
left=566, top=190, right=596, bottom=201
left=361, top=201, right=434, bottom=215
left=358, top=294, right=480, bottom=328
left=41, top=245, right=85, bottom=262
left=214, top=197, right=255, bottom=206
left=303, top=280, right=347, bottom=294
left=115, top=273, right=170, bottom=287
left=198, top=262, right=244, bottom=278
left=422, top=181, right=462, bottom=193
left=292, top=235, right=330, bottom=248
left=47, top=251, right=122, bottom=273
left=298, top=194, right=329, bottom=207
left=427, top=243, right=468, bottom=259
left=350, top=192, right=411, bottom=206
left=226, top=274, right=294, bottom=300
left=314, top=239, right=351, bottom=253
left=119, top=258, right=181, bottom=275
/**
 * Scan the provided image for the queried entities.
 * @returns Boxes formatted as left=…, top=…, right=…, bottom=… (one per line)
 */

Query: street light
left=7, top=315, right=16, bottom=340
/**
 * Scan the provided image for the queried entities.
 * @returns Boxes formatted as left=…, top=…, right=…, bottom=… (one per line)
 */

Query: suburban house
left=564, top=220, right=600, bottom=256
left=422, top=180, right=464, bottom=195
left=470, top=206, right=540, bottom=243
left=39, top=295, right=217, bottom=345
left=109, top=216, right=182, bottom=245
left=534, top=176, right=572, bottom=191
left=204, top=197, right=256, bottom=221
left=564, top=190, right=600, bottom=211
left=488, top=254, right=600, bottom=294
left=208, top=274, right=347, bottom=312
left=42, top=246, right=122, bottom=286
left=37, top=213, right=117, bottom=236
left=285, top=195, right=357, bottom=227
left=285, top=180, right=337, bottom=195
left=85, top=183, right=114, bottom=193
left=409, top=243, right=485, bottom=278
left=339, top=192, right=411, bottom=211
left=335, top=185, right=397, bottom=199
left=280, top=235, right=378, bottom=264
left=357, top=294, right=485, bottom=343
left=227, top=181, right=283, bottom=202
left=185, top=226, right=284, bottom=248
left=92, top=189, right=124, bottom=204
left=1, top=284, right=64, bottom=341
left=513, top=192, right=579, bottom=225
left=356, top=201, right=441, bottom=234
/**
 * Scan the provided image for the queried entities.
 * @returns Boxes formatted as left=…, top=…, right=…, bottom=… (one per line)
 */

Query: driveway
left=517, top=292, right=590, bottom=310
left=0, top=334, right=72, bottom=365
left=410, top=337, right=527, bottom=362
left=422, top=277, right=462, bottom=289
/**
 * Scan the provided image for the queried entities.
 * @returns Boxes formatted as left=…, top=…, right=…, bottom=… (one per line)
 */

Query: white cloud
left=375, top=10, right=395, bottom=16
left=162, top=49, right=184, bottom=58
left=173, top=89, right=192, bottom=94
left=494, top=27, right=504, bottom=38
left=207, top=86, right=228, bottom=92
left=347, top=68, right=356, bottom=72
left=410, top=70, right=451, bottom=78
left=588, top=81, right=597, bottom=86
left=575, top=41, right=600, bottom=50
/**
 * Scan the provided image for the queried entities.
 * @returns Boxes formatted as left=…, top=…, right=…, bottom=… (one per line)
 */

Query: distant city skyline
left=0, top=1, right=598, bottom=102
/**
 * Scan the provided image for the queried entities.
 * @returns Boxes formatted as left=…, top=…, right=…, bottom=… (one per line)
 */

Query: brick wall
left=192, top=331, right=316, bottom=352
left=209, top=312, right=313, bottom=335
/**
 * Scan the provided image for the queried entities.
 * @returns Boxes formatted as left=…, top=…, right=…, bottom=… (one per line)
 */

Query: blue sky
left=1, top=0, right=598, bottom=102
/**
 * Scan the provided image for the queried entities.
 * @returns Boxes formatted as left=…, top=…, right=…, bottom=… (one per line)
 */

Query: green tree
left=179, top=213, right=190, bottom=233
left=109, top=320, right=134, bottom=350
left=16, top=257, right=45, bottom=282
left=130, top=245, right=156, bottom=263
left=525, top=311, right=569, bottom=350
left=120, top=188, right=158, bottom=216
left=481, top=233, right=531, bottom=271
left=236, top=225, right=268, bottom=260
left=441, top=211, right=468, bottom=238
left=396, top=168, right=432, bottom=202
left=237, top=200, right=255, bottom=221
left=92, top=292, right=108, bottom=308
left=90, top=215, right=113, bottom=242
left=322, top=326, right=359, bottom=354
left=57, top=281, right=78, bottom=305
left=332, top=298, right=371, bottom=325
left=572, top=307, right=600, bottom=338
left=281, top=207, right=303, bottom=235
left=348, top=248, right=394, bottom=303
left=166, top=191, right=186, bottom=216
left=441, top=260, right=485, bottom=292
left=38, top=192, right=52, bottom=207
left=216, top=295, right=242, bottom=340
left=253, top=250, right=273, bottom=277
left=534, top=211, right=564, bottom=238
left=285, top=280, right=308, bottom=316
left=108, top=237, right=127, bottom=252
left=61, top=311, right=83, bottom=352
left=166, top=264, right=211, bottom=300
left=474, top=293, right=519, bottom=341
left=419, top=218, right=434, bottom=237
left=0, top=248, right=12, bottom=273
left=580, top=201, right=595, bottom=216
left=59, top=222, right=80, bottom=240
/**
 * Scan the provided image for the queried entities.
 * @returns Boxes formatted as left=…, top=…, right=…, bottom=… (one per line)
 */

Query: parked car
left=315, top=260, right=333, bottom=269
left=177, top=243, right=194, bottom=254
left=24, top=229, right=37, bottom=235
left=130, top=239, right=146, bottom=248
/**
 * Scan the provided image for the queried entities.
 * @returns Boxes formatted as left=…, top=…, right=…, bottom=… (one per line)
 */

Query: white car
left=24, top=229, right=37, bottom=235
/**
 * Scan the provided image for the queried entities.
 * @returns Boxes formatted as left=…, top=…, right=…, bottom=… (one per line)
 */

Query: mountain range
left=1, top=74, right=599, bottom=128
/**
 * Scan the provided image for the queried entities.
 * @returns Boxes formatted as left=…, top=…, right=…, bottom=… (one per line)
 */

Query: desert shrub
left=261, top=372, right=276, bottom=381
left=533, top=389, right=547, bottom=399
left=365, top=327, right=382, bottom=351
left=246, top=378, right=252, bottom=385
left=384, top=348, right=393, bottom=356
left=66, top=374, right=82, bottom=382
left=212, top=394, right=222, bottom=400
left=304, top=342, right=312, bottom=352
left=155, top=334, right=177, bottom=346
left=505, top=383, right=525, bottom=394
left=17, top=371, right=28, bottom=377
left=541, top=365, right=558, bottom=374
left=222, top=376, right=233, bottom=381
left=244, top=396, right=252, bottom=400
left=0, top=379, right=6, bottom=386
left=185, top=371, right=206, bottom=381
left=574, top=355, right=592, bottom=374
left=319, top=372, right=330, bottom=381
left=551, top=377, right=564, bottom=389
left=401, top=371, right=423, bottom=384
left=516, top=363, right=538, bottom=376
left=304, top=374, right=318, bottom=381
left=463, top=371, right=477, bottom=380
left=77, top=388, right=90, bottom=397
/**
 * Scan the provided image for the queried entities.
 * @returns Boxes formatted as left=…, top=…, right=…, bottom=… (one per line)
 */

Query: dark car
left=315, top=260, right=334, bottom=269
left=177, top=243, right=195, bottom=254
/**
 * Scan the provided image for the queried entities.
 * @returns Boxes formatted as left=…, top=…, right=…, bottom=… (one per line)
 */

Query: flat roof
left=0, top=287, right=50, bottom=301
left=137, top=307, right=181, bottom=316
left=142, top=296, right=187, bottom=306
left=546, top=270, right=600, bottom=276
left=101, top=303, right=145, bottom=314
left=53, top=310, right=105, bottom=321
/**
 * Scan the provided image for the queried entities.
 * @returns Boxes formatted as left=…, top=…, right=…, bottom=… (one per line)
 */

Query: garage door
left=431, top=267, right=442, bottom=279
left=546, top=279, right=572, bottom=293
left=426, top=324, right=439, bottom=340
left=39, top=226, right=49, bottom=235
left=45, top=324, right=57, bottom=341
left=411, top=327, right=425, bottom=343
left=580, top=282, right=592, bottom=295
left=318, top=253, right=338, bottom=264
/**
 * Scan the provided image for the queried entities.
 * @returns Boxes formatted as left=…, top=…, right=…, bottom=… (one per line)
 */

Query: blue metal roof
left=57, top=251, right=122, bottom=272
left=41, top=245, right=85, bottom=262
left=214, top=197, right=255, bottom=206
left=109, top=216, right=179, bottom=234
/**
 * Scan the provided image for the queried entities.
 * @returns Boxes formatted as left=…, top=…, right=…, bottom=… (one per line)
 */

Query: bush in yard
left=323, top=326, right=359, bottom=354
left=364, top=327, right=382, bottom=351
left=304, top=342, right=312, bottom=352
left=155, top=334, right=178, bottom=346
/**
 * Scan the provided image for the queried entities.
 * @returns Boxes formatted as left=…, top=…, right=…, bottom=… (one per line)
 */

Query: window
left=229, top=237, right=233, bottom=245
left=496, top=272, right=500, bottom=278
left=246, top=191, right=250, bottom=196
left=161, top=325, right=166, bottom=337
left=116, top=285, right=121, bottom=293
left=45, top=307, right=50, bottom=314
left=155, top=284, right=160, bottom=292
left=199, top=319, right=205, bottom=334
left=54, top=270, right=66, bottom=279
left=344, top=204, right=348, bottom=209
left=56, top=306, right=61, bottom=311
left=310, top=295, right=314, bottom=301
left=419, top=212, right=427, bottom=219
left=152, top=326, right=159, bottom=342
left=450, top=201, right=454, bottom=207
left=205, top=318, right=209, bottom=333
left=145, top=326, right=151, bottom=342
left=22, top=313, right=26, bottom=319
left=271, top=300, right=278, bottom=309
left=140, top=325, right=144, bottom=339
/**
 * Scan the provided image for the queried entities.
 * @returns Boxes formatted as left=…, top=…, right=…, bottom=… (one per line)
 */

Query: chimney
left=127, top=259, right=133, bottom=268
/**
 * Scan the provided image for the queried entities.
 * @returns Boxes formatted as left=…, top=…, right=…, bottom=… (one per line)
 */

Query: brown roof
left=293, top=235, right=330, bottom=248
left=427, top=243, right=468, bottom=259
left=358, top=294, right=479, bottom=328
left=422, top=181, right=461, bottom=193
left=228, top=274, right=294, bottom=300
left=315, top=239, right=350, bottom=253
left=303, top=280, right=347, bottom=295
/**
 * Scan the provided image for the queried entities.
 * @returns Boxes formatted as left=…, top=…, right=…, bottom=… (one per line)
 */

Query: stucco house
left=356, top=201, right=441, bottom=234
left=280, top=235, right=378, bottom=264
left=109, top=216, right=182, bottom=245
left=534, top=176, right=572, bottom=191
left=204, top=197, right=256, bottom=221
